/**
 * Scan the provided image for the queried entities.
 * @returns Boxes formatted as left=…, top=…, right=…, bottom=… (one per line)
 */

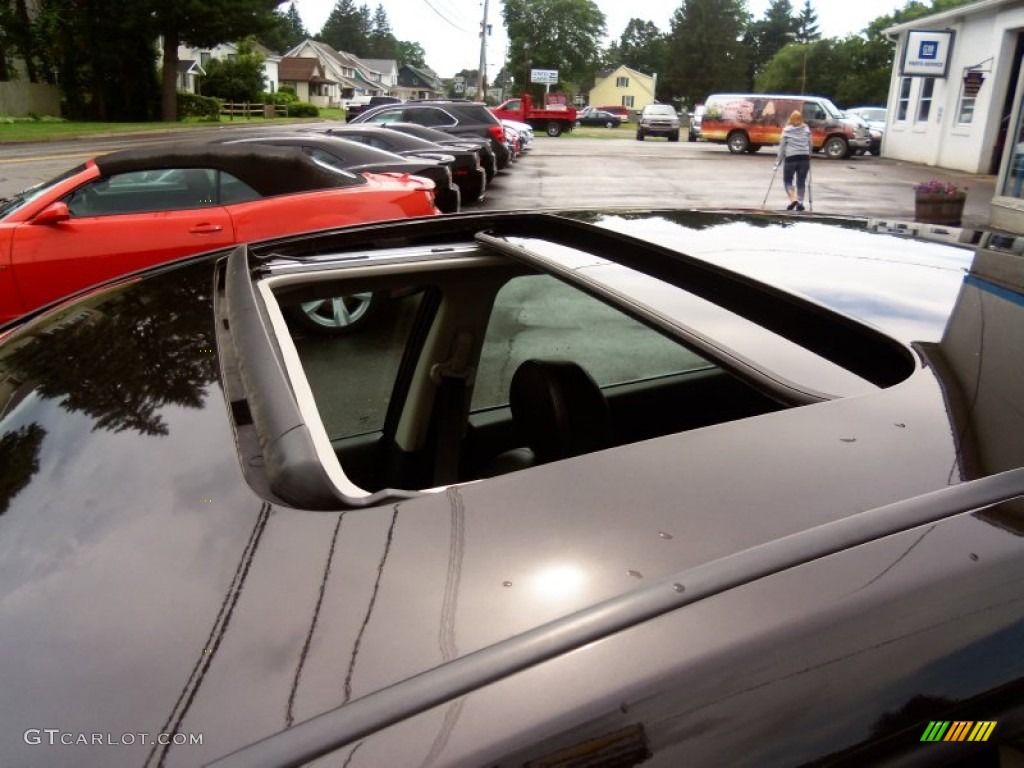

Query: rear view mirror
left=32, top=202, right=70, bottom=225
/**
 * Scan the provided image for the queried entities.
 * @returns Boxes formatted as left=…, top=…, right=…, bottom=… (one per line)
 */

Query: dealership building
left=883, top=0, right=1024, bottom=232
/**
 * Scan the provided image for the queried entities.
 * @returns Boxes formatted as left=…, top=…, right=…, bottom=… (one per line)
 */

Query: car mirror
left=32, top=202, right=70, bottom=225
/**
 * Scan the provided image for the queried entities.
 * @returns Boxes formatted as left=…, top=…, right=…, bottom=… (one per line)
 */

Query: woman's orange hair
left=788, top=110, right=805, bottom=126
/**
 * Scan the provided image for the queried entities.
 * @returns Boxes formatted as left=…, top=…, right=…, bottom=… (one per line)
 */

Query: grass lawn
left=0, top=108, right=346, bottom=143
left=566, top=123, right=634, bottom=139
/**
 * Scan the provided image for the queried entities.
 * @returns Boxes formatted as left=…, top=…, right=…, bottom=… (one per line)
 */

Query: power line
left=421, top=0, right=473, bottom=32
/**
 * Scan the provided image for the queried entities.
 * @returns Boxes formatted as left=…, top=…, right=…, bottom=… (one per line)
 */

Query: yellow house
left=588, top=66, right=656, bottom=118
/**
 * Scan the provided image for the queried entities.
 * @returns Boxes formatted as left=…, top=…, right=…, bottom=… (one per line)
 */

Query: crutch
left=806, top=156, right=813, bottom=212
left=762, top=161, right=780, bottom=209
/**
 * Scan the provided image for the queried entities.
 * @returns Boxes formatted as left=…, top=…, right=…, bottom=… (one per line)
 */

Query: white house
left=174, top=42, right=280, bottom=95
left=882, top=0, right=1024, bottom=232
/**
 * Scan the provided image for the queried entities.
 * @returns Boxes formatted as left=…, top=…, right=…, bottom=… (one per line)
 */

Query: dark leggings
left=783, top=155, right=810, bottom=198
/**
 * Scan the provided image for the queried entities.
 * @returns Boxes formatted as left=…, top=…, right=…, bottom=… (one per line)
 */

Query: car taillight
left=487, top=124, right=505, bottom=144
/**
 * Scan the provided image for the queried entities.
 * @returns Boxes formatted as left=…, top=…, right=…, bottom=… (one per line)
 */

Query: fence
left=219, top=102, right=288, bottom=120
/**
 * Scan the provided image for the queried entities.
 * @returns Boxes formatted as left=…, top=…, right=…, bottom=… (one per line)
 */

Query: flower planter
left=915, top=192, right=966, bottom=226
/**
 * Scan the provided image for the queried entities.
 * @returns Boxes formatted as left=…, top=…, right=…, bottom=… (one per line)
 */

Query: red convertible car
left=0, top=144, right=439, bottom=324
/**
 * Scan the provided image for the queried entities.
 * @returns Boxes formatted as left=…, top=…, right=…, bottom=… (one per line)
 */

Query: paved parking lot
left=484, top=135, right=995, bottom=228
left=0, top=127, right=996, bottom=228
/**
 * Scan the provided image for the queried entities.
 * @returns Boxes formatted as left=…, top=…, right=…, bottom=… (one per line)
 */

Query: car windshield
left=646, top=105, right=677, bottom=116
left=0, top=163, right=86, bottom=220
left=821, top=98, right=844, bottom=119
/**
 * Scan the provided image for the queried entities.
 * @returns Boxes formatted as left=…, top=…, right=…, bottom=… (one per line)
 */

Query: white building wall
left=885, top=6, right=1024, bottom=173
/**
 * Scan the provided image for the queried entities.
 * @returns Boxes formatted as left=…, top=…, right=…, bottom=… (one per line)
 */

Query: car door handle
left=189, top=223, right=223, bottom=234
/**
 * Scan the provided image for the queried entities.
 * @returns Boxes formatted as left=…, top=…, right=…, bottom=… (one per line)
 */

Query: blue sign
left=919, top=41, right=938, bottom=59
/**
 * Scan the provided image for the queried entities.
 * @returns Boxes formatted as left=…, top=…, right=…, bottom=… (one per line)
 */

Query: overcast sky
left=292, top=0, right=908, bottom=78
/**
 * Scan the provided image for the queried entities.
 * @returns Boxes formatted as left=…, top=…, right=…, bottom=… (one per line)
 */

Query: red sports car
left=0, top=143, right=439, bottom=325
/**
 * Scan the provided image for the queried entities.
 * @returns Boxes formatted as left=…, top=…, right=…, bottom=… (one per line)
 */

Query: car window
left=304, top=147, right=350, bottom=173
left=362, top=108, right=404, bottom=124
left=404, top=107, right=456, bottom=128
left=218, top=171, right=261, bottom=204
left=471, top=274, right=713, bottom=411
left=65, top=168, right=218, bottom=216
left=803, top=102, right=827, bottom=122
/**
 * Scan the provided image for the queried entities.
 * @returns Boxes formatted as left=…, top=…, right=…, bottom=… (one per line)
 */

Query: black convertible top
left=93, top=143, right=366, bottom=196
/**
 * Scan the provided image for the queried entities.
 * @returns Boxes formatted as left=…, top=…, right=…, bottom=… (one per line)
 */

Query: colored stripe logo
left=920, top=721, right=996, bottom=742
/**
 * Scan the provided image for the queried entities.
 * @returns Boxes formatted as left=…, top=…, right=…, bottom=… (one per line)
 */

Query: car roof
left=93, top=142, right=365, bottom=195
left=3, top=208, right=1023, bottom=767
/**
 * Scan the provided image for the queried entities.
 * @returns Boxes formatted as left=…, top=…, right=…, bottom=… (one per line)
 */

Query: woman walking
left=776, top=110, right=812, bottom=211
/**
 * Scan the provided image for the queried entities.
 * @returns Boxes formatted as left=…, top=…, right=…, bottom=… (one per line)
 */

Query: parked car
left=845, top=112, right=884, bottom=156
left=351, top=100, right=513, bottom=171
left=689, top=103, right=706, bottom=141
left=575, top=109, right=622, bottom=128
left=372, top=121, right=499, bottom=182
left=597, top=104, right=632, bottom=122
left=0, top=144, right=438, bottom=325
left=219, top=134, right=461, bottom=213
left=320, top=124, right=488, bottom=204
left=701, top=93, right=871, bottom=158
left=847, top=106, right=888, bottom=156
left=501, top=118, right=535, bottom=150
left=3, top=208, right=1023, bottom=768
left=636, top=103, right=681, bottom=141
left=345, top=94, right=401, bottom=122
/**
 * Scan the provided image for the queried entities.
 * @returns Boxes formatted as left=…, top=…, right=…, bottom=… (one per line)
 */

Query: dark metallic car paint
left=0, top=212, right=1022, bottom=766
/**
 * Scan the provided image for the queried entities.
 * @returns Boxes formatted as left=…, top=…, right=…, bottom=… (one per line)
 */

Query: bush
left=264, top=90, right=297, bottom=105
left=286, top=101, right=319, bottom=118
left=177, top=92, right=221, bottom=121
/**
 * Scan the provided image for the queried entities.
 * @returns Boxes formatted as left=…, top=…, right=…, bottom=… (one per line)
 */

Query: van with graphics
left=700, top=93, right=871, bottom=159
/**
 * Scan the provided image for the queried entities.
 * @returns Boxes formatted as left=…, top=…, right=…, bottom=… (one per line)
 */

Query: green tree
left=662, top=0, right=750, bottom=108
left=318, top=0, right=372, bottom=53
left=154, top=0, right=286, bottom=121
left=747, top=0, right=796, bottom=78
left=793, top=0, right=820, bottom=44
left=201, top=44, right=267, bottom=101
left=503, top=0, right=605, bottom=98
left=366, top=4, right=398, bottom=59
left=35, top=0, right=158, bottom=120
left=259, top=1, right=308, bottom=53
left=608, top=19, right=666, bottom=81
left=395, top=40, right=426, bottom=68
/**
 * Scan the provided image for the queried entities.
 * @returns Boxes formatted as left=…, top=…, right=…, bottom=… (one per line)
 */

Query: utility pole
left=478, top=0, right=489, bottom=101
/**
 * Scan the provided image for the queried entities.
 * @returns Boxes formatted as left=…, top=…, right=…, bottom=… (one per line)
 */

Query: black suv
left=351, top=100, right=512, bottom=171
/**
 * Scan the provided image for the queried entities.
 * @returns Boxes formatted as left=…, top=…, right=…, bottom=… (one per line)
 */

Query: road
left=0, top=123, right=996, bottom=226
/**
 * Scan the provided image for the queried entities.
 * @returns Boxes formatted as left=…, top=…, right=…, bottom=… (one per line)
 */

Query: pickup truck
left=491, top=94, right=576, bottom=137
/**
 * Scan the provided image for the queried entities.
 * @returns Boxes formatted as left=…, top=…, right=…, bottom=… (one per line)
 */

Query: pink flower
left=914, top=180, right=965, bottom=196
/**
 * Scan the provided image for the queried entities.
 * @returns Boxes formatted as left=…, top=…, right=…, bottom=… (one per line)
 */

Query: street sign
left=530, top=69, right=558, bottom=84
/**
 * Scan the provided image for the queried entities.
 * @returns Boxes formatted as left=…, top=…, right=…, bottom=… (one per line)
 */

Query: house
left=284, top=39, right=390, bottom=107
left=396, top=63, right=445, bottom=100
left=278, top=57, right=333, bottom=104
left=588, top=66, right=656, bottom=113
left=0, top=0, right=60, bottom=117
left=174, top=42, right=280, bottom=95
left=881, top=0, right=1024, bottom=233
left=362, top=59, right=399, bottom=89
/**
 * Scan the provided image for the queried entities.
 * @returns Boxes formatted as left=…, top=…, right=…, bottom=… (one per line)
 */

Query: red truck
left=491, top=93, right=577, bottom=137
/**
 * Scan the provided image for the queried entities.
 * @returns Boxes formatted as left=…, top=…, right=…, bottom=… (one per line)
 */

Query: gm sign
left=902, top=30, right=954, bottom=77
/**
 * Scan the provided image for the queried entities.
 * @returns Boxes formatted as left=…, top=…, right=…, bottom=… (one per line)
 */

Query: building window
left=616, top=76, right=629, bottom=87
left=623, top=95, right=634, bottom=108
left=957, top=83, right=976, bottom=124
left=916, top=78, right=934, bottom=123
left=200, top=51, right=212, bottom=67
left=896, top=77, right=912, bottom=121
left=1001, top=97, right=1024, bottom=198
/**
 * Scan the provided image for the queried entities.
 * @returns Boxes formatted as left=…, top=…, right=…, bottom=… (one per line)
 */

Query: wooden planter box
left=915, top=192, right=966, bottom=226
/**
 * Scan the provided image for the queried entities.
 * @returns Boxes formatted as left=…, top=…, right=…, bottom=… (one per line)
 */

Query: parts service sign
left=902, top=30, right=954, bottom=77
